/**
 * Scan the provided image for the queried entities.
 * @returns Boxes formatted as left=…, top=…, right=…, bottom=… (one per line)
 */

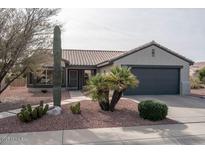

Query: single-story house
left=27, top=41, right=194, bottom=95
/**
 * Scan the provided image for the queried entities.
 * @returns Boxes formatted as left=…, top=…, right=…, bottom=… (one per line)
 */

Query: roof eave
left=97, top=61, right=113, bottom=68
left=61, top=58, right=70, bottom=64
left=153, top=43, right=195, bottom=65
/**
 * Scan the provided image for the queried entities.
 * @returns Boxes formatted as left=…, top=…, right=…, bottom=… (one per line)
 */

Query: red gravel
left=0, top=99, right=177, bottom=134
left=191, top=88, right=205, bottom=97
left=0, top=87, right=70, bottom=112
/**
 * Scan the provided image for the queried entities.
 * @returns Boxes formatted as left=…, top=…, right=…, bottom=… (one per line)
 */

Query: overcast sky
left=57, top=8, right=205, bottom=62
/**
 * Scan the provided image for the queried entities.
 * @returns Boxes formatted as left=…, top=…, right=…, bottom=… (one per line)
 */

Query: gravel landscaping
left=0, top=87, right=70, bottom=112
left=0, top=99, right=177, bottom=134
left=191, top=88, right=205, bottom=97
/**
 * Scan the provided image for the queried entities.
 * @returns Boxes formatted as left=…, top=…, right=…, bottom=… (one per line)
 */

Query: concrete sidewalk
left=1, top=122, right=205, bottom=145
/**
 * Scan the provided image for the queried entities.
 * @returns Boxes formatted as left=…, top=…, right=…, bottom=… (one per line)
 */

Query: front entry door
left=68, top=70, right=78, bottom=89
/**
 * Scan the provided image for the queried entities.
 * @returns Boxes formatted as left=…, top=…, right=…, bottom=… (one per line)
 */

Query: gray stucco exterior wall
left=100, top=45, right=191, bottom=95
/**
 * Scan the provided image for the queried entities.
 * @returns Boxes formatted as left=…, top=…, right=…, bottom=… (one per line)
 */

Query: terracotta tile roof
left=62, top=49, right=125, bottom=66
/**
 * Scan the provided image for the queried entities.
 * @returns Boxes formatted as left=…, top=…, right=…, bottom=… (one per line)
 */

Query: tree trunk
left=109, top=90, right=123, bottom=112
left=99, top=101, right=110, bottom=111
left=0, top=67, right=27, bottom=95
left=98, top=89, right=110, bottom=111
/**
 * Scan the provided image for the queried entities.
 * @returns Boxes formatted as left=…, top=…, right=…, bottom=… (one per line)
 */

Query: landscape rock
left=47, top=106, right=62, bottom=116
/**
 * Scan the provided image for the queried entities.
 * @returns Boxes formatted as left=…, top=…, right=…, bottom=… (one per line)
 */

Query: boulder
left=47, top=106, right=62, bottom=116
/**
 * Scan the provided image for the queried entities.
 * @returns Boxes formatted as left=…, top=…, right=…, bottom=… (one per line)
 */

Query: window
left=84, top=70, right=92, bottom=84
left=28, top=73, right=33, bottom=84
left=36, top=70, right=47, bottom=85
left=46, top=69, right=53, bottom=84
left=152, top=49, right=155, bottom=57
left=35, top=69, right=54, bottom=85
left=29, top=68, right=65, bottom=86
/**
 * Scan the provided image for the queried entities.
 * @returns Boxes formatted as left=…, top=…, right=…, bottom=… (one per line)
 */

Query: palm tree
left=85, top=74, right=110, bottom=111
left=107, top=66, right=139, bottom=112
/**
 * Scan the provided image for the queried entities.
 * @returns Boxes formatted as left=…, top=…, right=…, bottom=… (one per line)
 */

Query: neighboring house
left=190, top=62, right=205, bottom=77
left=27, top=41, right=194, bottom=95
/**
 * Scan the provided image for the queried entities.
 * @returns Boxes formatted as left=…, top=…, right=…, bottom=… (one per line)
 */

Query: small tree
left=0, top=8, right=60, bottom=95
left=86, top=74, right=110, bottom=111
left=85, top=66, right=139, bottom=112
left=107, top=66, right=139, bottom=112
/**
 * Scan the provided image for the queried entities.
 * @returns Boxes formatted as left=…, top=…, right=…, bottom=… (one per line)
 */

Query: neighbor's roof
left=191, top=61, right=205, bottom=68
left=190, top=61, right=205, bottom=76
left=62, top=49, right=125, bottom=66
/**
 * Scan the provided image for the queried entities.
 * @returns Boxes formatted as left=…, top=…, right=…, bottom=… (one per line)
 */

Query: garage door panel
left=124, top=67, right=180, bottom=95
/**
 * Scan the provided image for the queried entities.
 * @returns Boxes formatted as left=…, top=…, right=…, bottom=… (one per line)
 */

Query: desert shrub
left=138, top=100, right=168, bottom=121
left=190, top=76, right=201, bottom=89
left=198, top=67, right=205, bottom=83
left=201, top=77, right=205, bottom=84
left=31, top=108, right=38, bottom=120
left=70, top=102, right=81, bottom=114
left=43, top=103, right=49, bottom=114
left=17, top=102, right=49, bottom=123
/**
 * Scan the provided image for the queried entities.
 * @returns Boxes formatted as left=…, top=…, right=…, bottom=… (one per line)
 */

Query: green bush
left=190, top=76, right=201, bottom=89
left=70, top=102, right=81, bottom=114
left=138, top=100, right=168, bottom=121
left=17, top=102, right=49, bottom=123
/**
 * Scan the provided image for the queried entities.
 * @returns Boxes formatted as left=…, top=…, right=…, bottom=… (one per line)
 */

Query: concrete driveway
left=125, top=95, right=205, bottom=123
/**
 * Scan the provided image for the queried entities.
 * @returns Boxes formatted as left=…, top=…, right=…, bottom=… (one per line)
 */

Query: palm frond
left=85, top=73, right=109, bottom=102
left=107, top=66, right=139, bottom=92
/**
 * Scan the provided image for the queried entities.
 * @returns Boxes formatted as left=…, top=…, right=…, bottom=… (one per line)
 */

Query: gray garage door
left=124, top=67, right=180, bottom=95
